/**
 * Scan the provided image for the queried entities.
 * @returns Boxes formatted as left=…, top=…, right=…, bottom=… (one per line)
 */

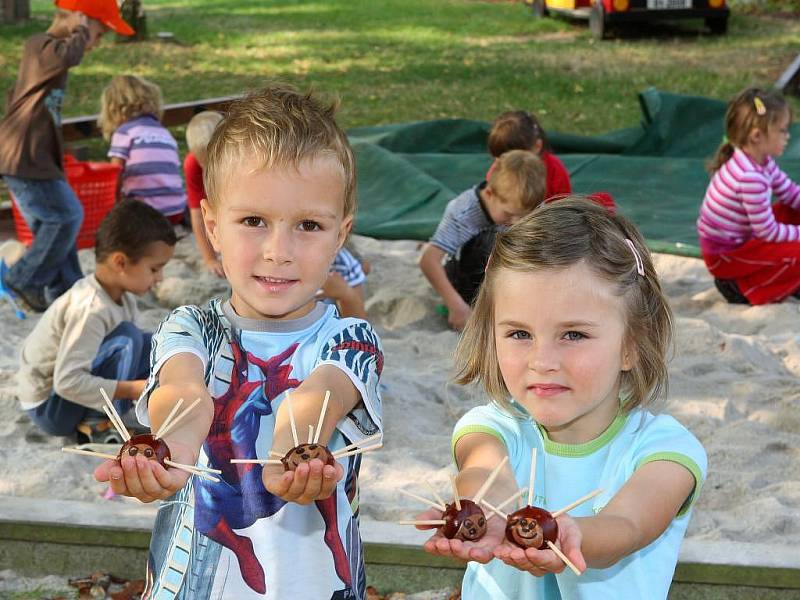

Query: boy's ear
left=337, top=214, right=354, bottom=250
left=201, top=199, right=222, bottom=253
left=108, top=250, right=129, bottom=272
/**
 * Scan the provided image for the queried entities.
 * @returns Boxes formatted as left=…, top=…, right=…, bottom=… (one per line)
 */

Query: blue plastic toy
left=0, top=259, right=26, bottom=320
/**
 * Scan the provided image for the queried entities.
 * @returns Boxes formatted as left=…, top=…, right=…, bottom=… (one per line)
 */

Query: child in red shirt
left=184, top=111, right=224, bottom=277
left=486, top=110, right=571, bottom=200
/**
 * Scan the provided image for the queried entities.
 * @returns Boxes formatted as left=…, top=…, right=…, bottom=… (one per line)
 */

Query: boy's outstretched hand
left=419, top=506, right=506, bottom=564
left=94, top=438, right=197, bottom=503
left=493, top=513, right=586, bottom=577
left=262, top=459, right=343, bottom=505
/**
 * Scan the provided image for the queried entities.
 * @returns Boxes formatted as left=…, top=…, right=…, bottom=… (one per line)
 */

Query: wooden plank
left=776, top=54, right=800, bottom=96
left=62, top=95, right=240, bottom=141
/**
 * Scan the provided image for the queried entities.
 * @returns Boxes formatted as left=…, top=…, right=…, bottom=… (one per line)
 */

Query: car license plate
left=647, top=0, right=692, bottom=8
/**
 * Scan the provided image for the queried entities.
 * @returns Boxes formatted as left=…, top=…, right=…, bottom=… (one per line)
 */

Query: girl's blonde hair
left=708, top=87, right=791, bottom=173
left=98, top=75, right=164, bottom=140
left=455, top=198, right=673, bottom=416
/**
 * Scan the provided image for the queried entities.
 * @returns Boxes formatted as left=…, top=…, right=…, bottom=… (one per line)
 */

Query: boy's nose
left=261, top=229, right=293, bottom=264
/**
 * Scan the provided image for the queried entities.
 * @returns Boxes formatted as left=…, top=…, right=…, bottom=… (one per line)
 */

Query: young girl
left=487, top=110, right=571, bottom=200
left=99, top=74, right=186, bottom=223
left=697, top=87, right=800, bottom=305
left=418, top=199, right=706, bottom=599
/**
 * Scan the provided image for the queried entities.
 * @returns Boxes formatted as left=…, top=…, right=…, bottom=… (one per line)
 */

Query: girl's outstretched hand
left=493, top=513, right=586, bottom=577
left=418, top=507, right=506, bottom=564
left=93, top=438, right=196, bottom=503
left=262, top=459, right=343, bottom=505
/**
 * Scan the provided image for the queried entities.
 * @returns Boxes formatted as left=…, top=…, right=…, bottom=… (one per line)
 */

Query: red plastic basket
left=10, top=156, right=122, bottom=250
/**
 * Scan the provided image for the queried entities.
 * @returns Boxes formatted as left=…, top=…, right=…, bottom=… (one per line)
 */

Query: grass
left=1, top=0, right=799, bottom=140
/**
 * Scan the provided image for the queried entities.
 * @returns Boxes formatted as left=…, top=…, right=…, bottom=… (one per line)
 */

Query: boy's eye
left=508, top=330, right=531, bottom=340
left=299, top=220, right=321, bottom=232
left=242, top=216, right=263, bottom=227
left=563, top=331, right=585, bottom=341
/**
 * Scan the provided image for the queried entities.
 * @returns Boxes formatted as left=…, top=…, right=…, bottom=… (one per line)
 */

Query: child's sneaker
left=76, top=418, right=124, bottom=445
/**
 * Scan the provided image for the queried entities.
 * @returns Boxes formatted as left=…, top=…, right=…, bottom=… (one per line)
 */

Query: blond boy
left=420, top=150, right=546, bottom=330
left=184, top=110, right=225, bottom=276
left=95, top=86, right=383, bottom=599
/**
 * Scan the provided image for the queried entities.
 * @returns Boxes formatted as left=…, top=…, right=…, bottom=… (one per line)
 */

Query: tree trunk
left=2, top=0, right=31, bottom=23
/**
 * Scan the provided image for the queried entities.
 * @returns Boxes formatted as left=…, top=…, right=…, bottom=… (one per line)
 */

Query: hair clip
left=624, top=239, right=645, bottom=277
left=754, top=97, right=766, bottom=116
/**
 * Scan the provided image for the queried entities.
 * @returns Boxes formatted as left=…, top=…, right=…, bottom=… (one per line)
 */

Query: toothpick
left=164, top=460, right=222, bottom=475
left=332, top=444, right=382, bottom=459
left=231, top=458, right=283, bottom=465
left=269, top=450, right=284, bottom=459
left=331, top=432, right=382, bottom=456
left=99, top=389, right=130, bottom=442
left=308, top=425, right=314, bottom=444
left=164, top=459, right=220, bottom=482
left=287, top=394, right=299, bottom=448
left=102, top=404, right=130, bottom=443
left=313, top=390, right=330, bottom=444
left=62, top=447, right=118, bottom=460
left=450, top=474, right=461, bottom=510
left=397, top=520, right=447, bottom=526
left=480, top=499, right=508, bottom=520
left=546, top=541, right=582, bottom=576
left=156, top=398, right=202, bottom=439
left=551, top=489, right=603, bottom=519
left=423, top=480, right=447, bottom=508
left=398, top=488, right=446, bottom=512
left=155, top=398, right=184, bottom=439
left=528, top=447, right=537, bottom=507
left=472, top=456, right=509, bottom=505
left=494, top=488, right=527, bottom=513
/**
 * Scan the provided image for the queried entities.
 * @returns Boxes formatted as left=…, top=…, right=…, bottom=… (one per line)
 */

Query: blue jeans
left=26, top=322, right=152, bottom=437
left=3, top=175, right=83, bottom=303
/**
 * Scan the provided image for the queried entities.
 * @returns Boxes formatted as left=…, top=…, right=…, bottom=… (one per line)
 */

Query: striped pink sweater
left=697, top=148, right=800, bottom=255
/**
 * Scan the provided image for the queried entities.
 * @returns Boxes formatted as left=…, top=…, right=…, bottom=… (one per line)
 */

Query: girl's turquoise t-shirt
left=452, top=404, right=707, bottom=600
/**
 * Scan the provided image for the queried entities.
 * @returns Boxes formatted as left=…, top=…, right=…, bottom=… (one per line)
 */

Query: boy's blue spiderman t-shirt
left=135, top=299, right=383, bottom=600
left=451, top=403, right=707, bottom=600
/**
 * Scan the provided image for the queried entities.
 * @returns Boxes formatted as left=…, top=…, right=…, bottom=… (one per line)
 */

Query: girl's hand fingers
left=264, top=470, right=294, bottom=498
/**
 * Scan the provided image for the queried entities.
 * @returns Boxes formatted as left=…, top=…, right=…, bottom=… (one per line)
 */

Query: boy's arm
left=95, top=352, right=213, bottom=502
left=189, top=207, right=224, bottom=276
left=322, top=274, right=366, bottom=319
left=262, top=364, right=362, bottom=505
left=419, top=244, right=471, bottom=330
left=41, top=21, right=89, bottom=73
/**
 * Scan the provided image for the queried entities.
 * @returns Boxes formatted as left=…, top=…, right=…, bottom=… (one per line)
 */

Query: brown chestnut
left=117, top=434, right=171, bottom=466
left=505, top=506, right=558, bottom=550
left=280, top=443, right=336, bottom=471
left=441, top=499, right=488, bottom=542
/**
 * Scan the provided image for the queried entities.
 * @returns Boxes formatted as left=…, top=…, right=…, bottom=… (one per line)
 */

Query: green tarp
left=349, top=89, right=800, bottom=257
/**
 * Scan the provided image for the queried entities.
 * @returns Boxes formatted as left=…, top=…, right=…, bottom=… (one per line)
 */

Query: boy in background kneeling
left=17, top=200, right=176, bottom=442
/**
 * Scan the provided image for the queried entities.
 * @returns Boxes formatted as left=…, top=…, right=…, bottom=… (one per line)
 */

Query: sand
left=1, top=233, right=799, bottom=551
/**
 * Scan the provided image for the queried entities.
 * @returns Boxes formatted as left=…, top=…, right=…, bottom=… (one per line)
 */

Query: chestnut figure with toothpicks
left=94, top=85, right=384, bottom=599
left=424, top=200, right=707, bottom=599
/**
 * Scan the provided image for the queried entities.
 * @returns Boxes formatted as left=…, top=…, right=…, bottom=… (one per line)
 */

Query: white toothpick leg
left=480, top=499, right=508, bottom=520
left=308, top=425, right=314, bottom=444
left=472, top=456, right=509, bottom=505
left=496, top=488, right=527, bottom=513
left=156, top=398, right=203, bottom=439
left=156, top=397, right=185, bottom=439
left=62, top=447, right=118, bottom=460
left=423, top=480, right=446, bottom=508
left=398, top=488, right=446, bottom=512
left=231, top=458, right=284, bottom=465
left=528, top=447, right=537, bottom=506
left=287, top=395, right=299, bottom=447
left=450, top=474, right=461, bottom=511
left=551, top=489, right=603, bottom=519
left=313, top=390, right=330, bottom=444
left=331, top=433, right=382, bottom=457
left=397, top=520, right=447, bottom=526
left=546, top=541, right=582, bottom=576
left=99, top=388, right=130, bottom=441
left=102, top=405, right=130, bottom=443
left=332, top=444, right=382, bottom=459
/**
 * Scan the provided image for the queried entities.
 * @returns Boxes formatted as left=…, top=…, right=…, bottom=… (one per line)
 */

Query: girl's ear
left=621, top=339, right=638, bottom=372
left=533, top=138, right=544, bottom=155
left=748, top=126, right=764, bottom=146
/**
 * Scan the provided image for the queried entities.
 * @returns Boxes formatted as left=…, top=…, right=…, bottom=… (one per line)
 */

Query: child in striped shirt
left=99, top=75, right=187, bottom=223
left=697, top=88, right=800, bottom=305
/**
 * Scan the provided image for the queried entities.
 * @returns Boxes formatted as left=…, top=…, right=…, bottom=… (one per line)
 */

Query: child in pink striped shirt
left=697, top=88, right=800, bottom=305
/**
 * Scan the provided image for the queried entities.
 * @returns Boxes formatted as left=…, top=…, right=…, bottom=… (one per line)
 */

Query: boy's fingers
left=93, top=459, right=114, bottom=483
left=316, top=464, right=339, bottom=500
left=297, top=460, right=325, bottom=503
left=107, top=464, right=128, bottom=495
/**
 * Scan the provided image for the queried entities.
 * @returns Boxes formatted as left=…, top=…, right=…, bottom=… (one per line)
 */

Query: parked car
left=525, top=0, right=730, bottom=39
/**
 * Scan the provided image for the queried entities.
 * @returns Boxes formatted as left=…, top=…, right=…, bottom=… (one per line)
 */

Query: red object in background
left=10, top=155, right=121, bottom=250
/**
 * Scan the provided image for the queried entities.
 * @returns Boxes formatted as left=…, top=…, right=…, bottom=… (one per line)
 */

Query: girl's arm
left=110, top=156, right=126, bottom=201
left=769, top=162, right=800, bottom=210
left=575, top=460, right=695, bottom=568
left=262, top=364, right=363, bottom=505
left=739, top=175, right=800, bottom=243
left=419, top=432, right=517, bottom=564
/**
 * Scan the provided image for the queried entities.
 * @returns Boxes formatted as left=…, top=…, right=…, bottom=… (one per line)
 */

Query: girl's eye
left=242, top=216, right=263, bottom=227
left=563, top=331, right=586, bottom=341
left=509, top=330, right=531, bottom=340
left=299, top=220, right=321, bottom=232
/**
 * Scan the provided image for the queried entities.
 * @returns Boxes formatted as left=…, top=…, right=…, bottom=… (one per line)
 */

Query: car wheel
left=531, top=0, right=549, bottom=17
left=590, top=1, right=608, bottom=39
left=705, top=16, right=728, bottom=35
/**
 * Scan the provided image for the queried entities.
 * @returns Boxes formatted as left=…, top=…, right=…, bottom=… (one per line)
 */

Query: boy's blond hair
left=186, top=111, right=224, bottom=163
left=98, top=75, right=164, bottom=140
left=455, top=198, right=673, bottom=417
left=204, top=84, right=356, bottom=217
left=488, top=150, right=546, bottom=211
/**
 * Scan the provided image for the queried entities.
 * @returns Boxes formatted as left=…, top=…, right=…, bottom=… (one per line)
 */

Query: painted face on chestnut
left=281, top=443, right=335, bottom=471
left=441, top=499, right=488, bottom=542
left=117, top=434, right=171, bottom=465
left=505, top=506, right=558, bottom=549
